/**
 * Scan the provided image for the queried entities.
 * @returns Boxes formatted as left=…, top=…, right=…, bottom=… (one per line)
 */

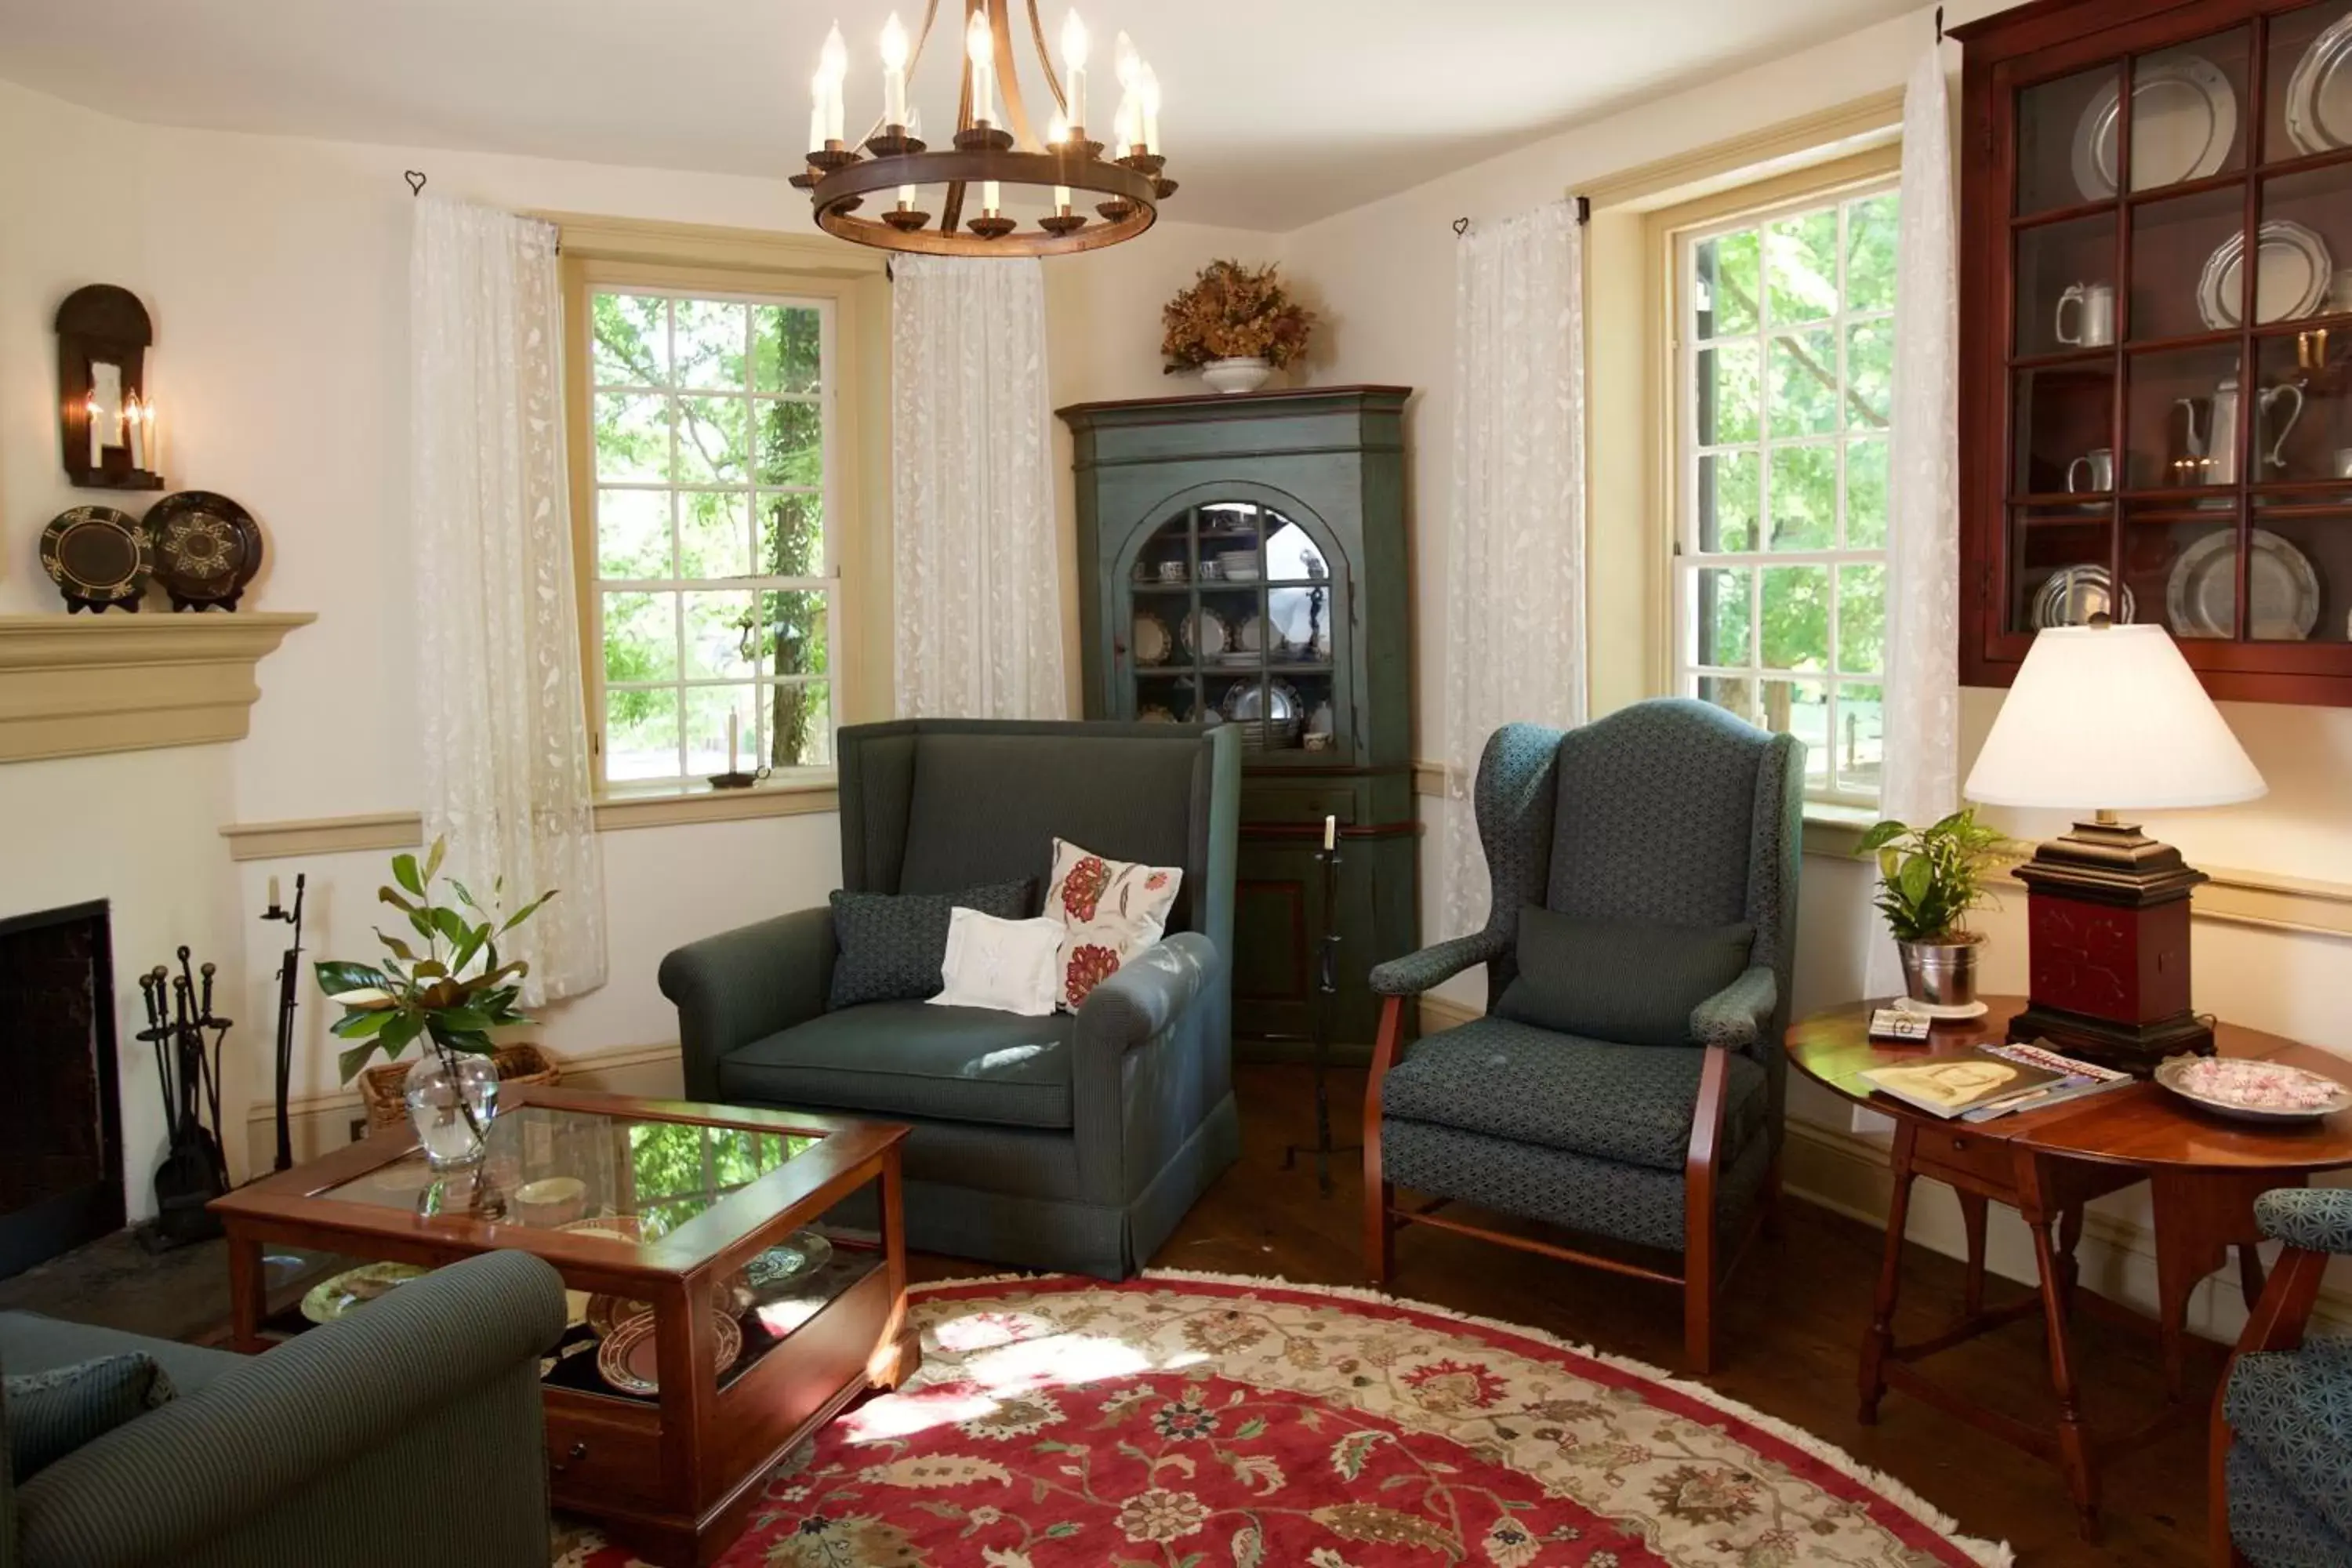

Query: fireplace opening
left=0, top=902, right=124, bottom=1277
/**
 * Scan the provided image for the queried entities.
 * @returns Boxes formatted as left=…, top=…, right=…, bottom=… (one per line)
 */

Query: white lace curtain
left=1864, top=45, right=1964, bottom=998
left=410, top=198, right=607, bottom=1004
left=891, top=255, right=1067, bottom=718
left=1440, top=201, right=1588, bottom=939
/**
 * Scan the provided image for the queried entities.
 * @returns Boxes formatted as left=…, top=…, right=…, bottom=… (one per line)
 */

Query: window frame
left=1650, top=146, right=1903, bottom=810
left=557, top=230, right=889, bottom=811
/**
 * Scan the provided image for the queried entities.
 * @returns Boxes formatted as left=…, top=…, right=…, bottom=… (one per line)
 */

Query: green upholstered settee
left=660, top=718, right=1243, bottom=1279
left=0, top=1249, right=565, bottom=1568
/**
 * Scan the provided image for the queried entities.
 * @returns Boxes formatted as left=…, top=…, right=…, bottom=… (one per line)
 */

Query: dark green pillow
left=5, top=1352, right=176, bottom=1481
left=828, top=880, right=1034, bottom=1010
left=1494, top=906, right=1755, bottom=1047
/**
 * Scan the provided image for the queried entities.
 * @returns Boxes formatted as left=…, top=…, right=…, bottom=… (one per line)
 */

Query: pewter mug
left=2055, top=281, right=2116, bottom=347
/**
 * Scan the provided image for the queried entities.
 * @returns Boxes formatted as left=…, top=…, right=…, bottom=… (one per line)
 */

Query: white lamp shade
left=1965, top=623, right=2266, bottom=811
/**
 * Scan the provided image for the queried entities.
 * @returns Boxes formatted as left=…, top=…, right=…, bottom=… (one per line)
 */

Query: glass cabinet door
left=1120, top=499, right=1345, bottom=759
left=2000, top=2, right=2352, bottom=657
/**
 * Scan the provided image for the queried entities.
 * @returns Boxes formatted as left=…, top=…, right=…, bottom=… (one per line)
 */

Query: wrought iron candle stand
left=261, top=875, right=307, bottom=1171
left=134, top=946, right=230, bottom=1250
left=1283, top=818, right=1357, bottom=1196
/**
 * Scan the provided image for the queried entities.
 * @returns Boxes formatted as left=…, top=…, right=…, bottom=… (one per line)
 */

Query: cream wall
left=0, top=74, right=1287, bottom=1205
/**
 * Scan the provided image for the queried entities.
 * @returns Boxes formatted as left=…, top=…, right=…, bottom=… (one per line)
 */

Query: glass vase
left=403, top=1052, right=499, bottom=1171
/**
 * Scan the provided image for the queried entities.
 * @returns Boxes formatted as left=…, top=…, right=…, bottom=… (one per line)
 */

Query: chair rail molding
left=0, top=612, right=315, bottom=764
left=221, top=782, right=840, bottom=860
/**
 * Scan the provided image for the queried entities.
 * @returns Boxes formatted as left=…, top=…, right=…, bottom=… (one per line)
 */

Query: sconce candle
left=142, top=397, right=158, bottom=474
left=125, top=394, right=147, bottom=470
left=85, top=392, right=103, bottom=468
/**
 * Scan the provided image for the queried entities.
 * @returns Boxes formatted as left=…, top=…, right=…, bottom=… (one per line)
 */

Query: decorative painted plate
left=39, top=506, right=151, bottom=612
left=1131, top=610, right=1171, bottom=666
left=143, top=490, right=263, bottom=611
left=594, top=1309, right=743, bottom=1396
left=2156, top=1054, right=2352, bottom=1123
left=2031, top=563, right=2135, bottom=629
left=2074, top=56, right=2237, bottom=198
left=744, top=1229, right=835, bottom=1293
left=2197, top=220, right=2333, bottom=329
left=2286, top=13, right=2352, bottom=155
left=2166, top=528, right=2320, bottom=641
left=301, top=1261, right=427, bottom=1324
left=586, top=1293, right=653, bottom=1340
left=555, top=1214, right=647, bottom=1243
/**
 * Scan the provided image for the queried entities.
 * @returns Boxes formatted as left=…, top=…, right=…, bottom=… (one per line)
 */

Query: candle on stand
left=727, top=710, right=740, bottom=774
left=966, top=9, right=996, bottom=125
left=1047, top=114, right=1073, bottom=210
left=879, top=12, right=909, bottom=127
left=1060, top=10, right=1090, bottom=130
left=267, top=875, right=281, bottom=912
left=125, top=393, right=147, bottom=469
left=982, top=180, right=1002, bottom=216
left=85, top=392, right=102, bottom=467
left=1323, top=814, right=1336, bottom=852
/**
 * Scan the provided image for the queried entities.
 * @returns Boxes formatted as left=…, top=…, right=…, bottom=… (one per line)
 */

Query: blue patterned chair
left=2212, top=1188, right=2352, bottom=1568
left=1362, top=700, right=1802, bottom=1372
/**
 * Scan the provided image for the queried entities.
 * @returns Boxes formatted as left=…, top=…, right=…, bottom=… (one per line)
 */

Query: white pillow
left=929, top=909, right=1063, bottom=1016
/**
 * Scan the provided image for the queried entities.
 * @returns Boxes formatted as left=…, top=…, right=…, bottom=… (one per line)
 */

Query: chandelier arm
left=987, top=0, right=1040, bottom=150
left=1026, top=0, right=1069, bottom=120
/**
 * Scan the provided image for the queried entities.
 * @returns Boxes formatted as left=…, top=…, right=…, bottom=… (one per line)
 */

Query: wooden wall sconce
left=57, top=285, right=164, bottom=492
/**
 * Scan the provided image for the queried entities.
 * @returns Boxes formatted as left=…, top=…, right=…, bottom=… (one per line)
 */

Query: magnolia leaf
left=431, top=907, right=470, bottom=948
left=330, top=1008, right=395, bottom=1039
left=378, top=886, right=416, bottom=914
left=500, top=891, right=557, bottom=934
left=315, top=960, right=394, bottom=997
left=422, top=835, right=447, bottom=886
left=413, top=959, right=449, bottom=979
left=338, top=1040, right=387, bottom=1082
left=392, top=854, right=425, bottom=897
left=379, top=1012, right=424, bottom=1054
left=448, top=878, right=481, bottom=913
left=408, top=908, right=436, bottom=943
left=375, top=932, right=421, bottom=964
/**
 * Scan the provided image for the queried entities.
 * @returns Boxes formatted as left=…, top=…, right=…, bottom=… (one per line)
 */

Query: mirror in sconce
left=56, top=284, right=163, bottom=492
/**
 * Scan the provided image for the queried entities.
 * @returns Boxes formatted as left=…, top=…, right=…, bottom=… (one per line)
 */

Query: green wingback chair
left=660, top=718, right=1241, bottom=1279
left=0, top=1250, right=564, bottom=1568
left=1363, top=700, right=1803, bottom=1372
left=2213, top=1187, right=2352, bottom=1568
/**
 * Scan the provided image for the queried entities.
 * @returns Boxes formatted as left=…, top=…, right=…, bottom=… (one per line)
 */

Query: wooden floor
left=915, top=1062, right=2223, bottom=1568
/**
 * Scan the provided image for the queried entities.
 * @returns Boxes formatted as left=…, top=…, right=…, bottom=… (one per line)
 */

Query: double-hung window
left=1672, top=176, right=1899, bottom=806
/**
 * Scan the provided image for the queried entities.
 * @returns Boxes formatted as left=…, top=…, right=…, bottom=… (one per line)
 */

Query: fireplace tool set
left=134, top=946, right=230, bottom=1249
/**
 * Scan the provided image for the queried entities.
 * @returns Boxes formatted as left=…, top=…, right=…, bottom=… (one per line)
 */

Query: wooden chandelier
left=791, top=0, right=1176, bottom=258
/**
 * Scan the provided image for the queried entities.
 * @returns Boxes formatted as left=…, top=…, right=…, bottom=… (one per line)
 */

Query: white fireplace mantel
left=0, top=612, right=315, bottom=764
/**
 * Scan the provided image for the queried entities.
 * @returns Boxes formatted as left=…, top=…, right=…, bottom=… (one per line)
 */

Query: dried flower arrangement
left=1160, top=260, right=1316, bottom=372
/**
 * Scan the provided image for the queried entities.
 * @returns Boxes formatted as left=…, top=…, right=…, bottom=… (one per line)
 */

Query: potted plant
left=1855, top=807, right=2005, bottom=1010
left=1161, top=259, right=1315, bottom=393
left=316, top=837, right=557, bottom=1169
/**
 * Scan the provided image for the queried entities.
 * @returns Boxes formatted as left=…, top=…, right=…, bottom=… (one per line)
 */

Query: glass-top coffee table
left=209, top=1086, right=915, bottom=1566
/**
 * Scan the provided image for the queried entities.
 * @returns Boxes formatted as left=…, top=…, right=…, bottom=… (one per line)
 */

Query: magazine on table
left=1957, top=1039, right=2134, bottom=1123
left=1860, top=1050, right=2067, bottom=1120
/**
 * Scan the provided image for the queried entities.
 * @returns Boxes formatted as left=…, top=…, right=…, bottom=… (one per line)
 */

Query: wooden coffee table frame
left=209, top=1087, right=917, bottom=1568
left=1790, top=999, right=2352, bottom=1542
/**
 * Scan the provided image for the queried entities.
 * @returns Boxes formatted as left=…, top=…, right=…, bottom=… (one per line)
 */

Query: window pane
left=684, top=684, right=757, bottom=776
left=1697, top=673, right=1757, bottom=724
left=605, top=688, right=681, bottom=782
left=760, top=492, right=826, bottom=577
left=679, top=491, right=751, bottom=579
left=1838, top=563, right=1886, bottom=674
left=1695, top=566, right=1752, bottom=666
left=767, top=681, right=833, bottom=768
left=753, top=306, right=823, bottom=394
left=673, top=299, right=747, bottom=390
left=1762, top=679, right=1833, bottom=793
left=760, top=589, right=831, bottom=677
left=602, top=590, right=678, bottom=683
left=1696, top=230, right=1760, bottom=339
left=1760, top=564, right=1829, bottom=671
left=1697, top=452, right=1759, bottom=552
left=1846, top=437, right=1889, bottom=548
left=675, top=396, right=750, bottom=485
left=594, top=393, right=670, bottom=482
left=1845, top=194, right=1899, bottom=313
left=591, top=294, right=668, bottom=387
left=683, top=590, right=757, bottom=680
left=1845, top=318, right=1894, bottom=431
left=1765, top=208, right=1838, bottom=324
left=1835, top=682, right=1885, bottom=796
left=757, top=401, right=824, bottom=487
left=597, top=488, right=671, bottom=579
left=1697, top=343, right=1760, bottom=445
left=1767, top=328, right=1839, bottom=436
left=1764, top=445, right=1837, bottom=550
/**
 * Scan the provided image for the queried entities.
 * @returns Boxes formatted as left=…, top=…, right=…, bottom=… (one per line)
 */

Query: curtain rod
left=1451, top=196, right=1590, bottom=236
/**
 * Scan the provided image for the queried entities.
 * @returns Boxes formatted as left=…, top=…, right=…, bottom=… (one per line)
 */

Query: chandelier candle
left=966, top=11, right=996, bottom=126
left=1060, top=9, right=1088, bottom=130
left=879, top=12, right=909, bottom=128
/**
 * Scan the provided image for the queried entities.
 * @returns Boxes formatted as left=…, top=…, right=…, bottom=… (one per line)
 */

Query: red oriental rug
left=555, top=1270, right=2010, bottom=1567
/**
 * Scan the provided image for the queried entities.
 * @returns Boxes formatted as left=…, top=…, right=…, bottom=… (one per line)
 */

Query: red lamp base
left=2005, top=818, right=2216, bottom=1076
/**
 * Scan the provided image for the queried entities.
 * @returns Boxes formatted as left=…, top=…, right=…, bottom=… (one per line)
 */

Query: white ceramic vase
left=1200, top=357, right=1273, bottom=395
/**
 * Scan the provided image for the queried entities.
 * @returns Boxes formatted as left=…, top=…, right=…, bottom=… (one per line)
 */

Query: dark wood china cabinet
left=1958, top=0, right=2352, bottom=702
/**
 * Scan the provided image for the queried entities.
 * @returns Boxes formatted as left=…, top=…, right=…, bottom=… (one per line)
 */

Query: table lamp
left=1963, top=619, right=2266, bottom=1071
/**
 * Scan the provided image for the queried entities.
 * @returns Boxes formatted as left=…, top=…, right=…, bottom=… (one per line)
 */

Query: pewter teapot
left=2175, top=375, right=2306, bottom=485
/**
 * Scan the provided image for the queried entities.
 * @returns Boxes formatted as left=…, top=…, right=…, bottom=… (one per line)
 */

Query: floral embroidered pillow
left=1045, top=838, right=1183, bottom=1011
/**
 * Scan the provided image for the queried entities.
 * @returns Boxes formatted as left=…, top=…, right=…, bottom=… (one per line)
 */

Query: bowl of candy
left=2154, top=1054, right=2352, bottom=1124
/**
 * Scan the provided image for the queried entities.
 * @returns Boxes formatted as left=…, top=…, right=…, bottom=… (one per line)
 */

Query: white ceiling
left=0, top=0, right=1921, bottom=230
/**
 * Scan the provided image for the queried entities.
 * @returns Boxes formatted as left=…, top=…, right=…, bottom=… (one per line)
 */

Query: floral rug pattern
left=558, top=1272, right=2006, bottom=1567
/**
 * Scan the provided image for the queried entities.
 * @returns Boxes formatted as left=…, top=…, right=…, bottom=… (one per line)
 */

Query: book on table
left=1860, top=1049, right=2067, bottom=1120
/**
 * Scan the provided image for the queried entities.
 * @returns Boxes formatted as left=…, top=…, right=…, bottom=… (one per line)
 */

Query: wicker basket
left=358, top=1043, right=562, bottom=1134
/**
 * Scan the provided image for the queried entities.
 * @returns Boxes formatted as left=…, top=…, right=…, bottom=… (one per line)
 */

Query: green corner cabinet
left=1058, top=385, right=1419, bottom=1060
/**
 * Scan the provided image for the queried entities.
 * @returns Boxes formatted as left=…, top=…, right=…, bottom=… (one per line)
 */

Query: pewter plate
left=2286, top=13, right=2352, bottom=155
left=2198, top=220, right=2333, bottom=329
left=2073, top=56, right=2238, bottom=198
left=2165, top=528, right=2321, bottom=641
left=2031, top=564, right=2135, bottom=629
left=2155, top=1056, right=2352, bottom=1124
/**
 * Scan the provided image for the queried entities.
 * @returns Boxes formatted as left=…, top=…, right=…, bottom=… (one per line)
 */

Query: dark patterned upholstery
left=825, top=880, right=1034, bottom=1009
left=1369, top=700, right=1802, bottom=1268
left=2224, top=1189, right=2352, bottom=1566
